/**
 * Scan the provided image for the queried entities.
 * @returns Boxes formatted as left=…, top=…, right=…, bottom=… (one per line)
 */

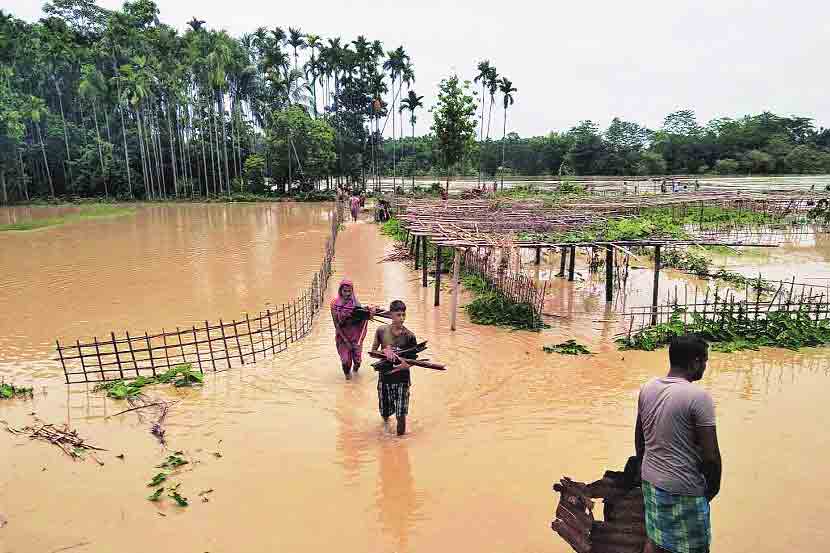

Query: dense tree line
left=0, top=0, right=423, bottom=202
left=379, top=110, right=830, bottom=180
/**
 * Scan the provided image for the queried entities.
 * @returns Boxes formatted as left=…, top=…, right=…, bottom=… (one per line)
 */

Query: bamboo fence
left=620, top=277, right=830, bottom=338
left=57, top=202, right=345, bottom=385
left=460, top=248, right=548, bottom=325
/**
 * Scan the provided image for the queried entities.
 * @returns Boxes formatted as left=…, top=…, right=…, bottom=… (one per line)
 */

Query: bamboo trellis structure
left=395, top=194, right=796, bottom=319
left=56, top=202, right=345, bottom=385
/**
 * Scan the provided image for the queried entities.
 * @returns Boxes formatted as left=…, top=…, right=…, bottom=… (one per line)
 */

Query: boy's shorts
left=378, top=381, right=410, bottom=419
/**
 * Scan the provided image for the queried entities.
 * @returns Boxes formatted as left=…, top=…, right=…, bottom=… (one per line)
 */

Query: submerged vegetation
left=0, top=381, right=34, bottom=399
left=147, top=453, right=190, bottom=507
left=543, top=340, right=592, bottom=355
left=0, top=205, right=135, bottom=232
left=461, top=275, right=546, bottom=331
left=617, top=307, right=830, bottom=353
left=660, top=248, right=777, bottom=293
left=93, top=364, right=203, bottom=399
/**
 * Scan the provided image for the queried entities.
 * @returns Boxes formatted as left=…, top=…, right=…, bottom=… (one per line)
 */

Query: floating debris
left=543, top=340, right=593, bottom=355
left=4, top=423, right=105, bottom=462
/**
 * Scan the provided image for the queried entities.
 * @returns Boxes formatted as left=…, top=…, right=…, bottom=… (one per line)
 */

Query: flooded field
left=2, top=202, right=829, bottom=553
left=376, top=174, right=830, bottom=194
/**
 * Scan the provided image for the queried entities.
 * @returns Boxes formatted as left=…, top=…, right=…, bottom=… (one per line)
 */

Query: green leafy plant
left=379, top=217, right=408, bottom=241
left=148, top=473, right=167, bottom=487
left=147, top=488, right=164, bottom=502
left=543, top=340, right=592, bottom=355
left=464, top=292, right=546, bottom=331
left=157, top=453, right=188, bottom=470
left=0, top=381, right=34, bottom=399
left=169, top=484, right=188, bottom=507
left=93, top=364, right=203, bottom=398
left=618, top=305, right=830, bottom=352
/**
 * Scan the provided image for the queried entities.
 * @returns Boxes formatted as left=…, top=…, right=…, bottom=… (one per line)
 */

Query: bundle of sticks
left=378, top=244, right=413, bottom=263
left=369, top=340, right=447, bottom=372
left=5, top=422, right=106, bottom=463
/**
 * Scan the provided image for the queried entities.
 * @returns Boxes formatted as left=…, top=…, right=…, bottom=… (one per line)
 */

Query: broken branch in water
left=110, top=401, right=171, bottom=417
left=5, top=423, right=105, bottom=461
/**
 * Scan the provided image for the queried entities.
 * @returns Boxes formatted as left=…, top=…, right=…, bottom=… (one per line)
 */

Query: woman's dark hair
left=389, top=300, right=407, bottom=313
left=669, top=334, right=708, bottom=369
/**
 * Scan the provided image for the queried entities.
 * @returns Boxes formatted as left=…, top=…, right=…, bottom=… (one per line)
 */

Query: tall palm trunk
left=1, top=169, right=7, bottom=205
left=478, top=82, right=485, bottom=186
left=91, top=100, right=107, bottom=196
left=155, top=111, right=166, bottom=198
left=165, top=98, right=178, bottom=198
left=19, top=148, right=29, bottom=201
left=501, top=107, right=508, bottom=190
left=217, top=89, right=230, bottom=195
left=391, top=75, right=396, bottom=189
left=55, top=81, right=73, bottom=186
left=412, top=117, right=416, bottom=189
left=36, top=124, right=54, bottom=198
left=135, top=108, right=150, bottom=198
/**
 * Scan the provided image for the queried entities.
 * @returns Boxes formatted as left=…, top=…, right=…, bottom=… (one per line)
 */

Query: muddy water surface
left=1, top=204, right=829, bottom=553
left=0, top=203, right=333, bottom=375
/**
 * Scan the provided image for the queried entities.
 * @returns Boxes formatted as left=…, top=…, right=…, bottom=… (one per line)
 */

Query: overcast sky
left=10, top=0, right=830, bottom=137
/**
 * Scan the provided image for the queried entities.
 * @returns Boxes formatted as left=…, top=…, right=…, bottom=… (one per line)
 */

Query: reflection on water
left=1, top=206, right=829, bottom=553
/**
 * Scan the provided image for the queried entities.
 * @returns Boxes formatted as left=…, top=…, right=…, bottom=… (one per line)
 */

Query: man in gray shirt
left=636, top=334, right=722, bottom=553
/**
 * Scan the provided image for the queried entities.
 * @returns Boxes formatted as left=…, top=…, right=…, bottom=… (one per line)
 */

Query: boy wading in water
left=371, top=300, right=416, bottom=436
left=636, top=334, right=722, bottom=553
left=331, top=279, right=374, bottom=380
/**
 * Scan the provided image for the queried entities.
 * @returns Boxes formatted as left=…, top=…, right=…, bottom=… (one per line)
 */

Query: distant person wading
left=350, top=194, right=361, bottom=222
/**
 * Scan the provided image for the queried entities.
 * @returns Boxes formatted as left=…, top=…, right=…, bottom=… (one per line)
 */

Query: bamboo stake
left=450, top=249, right=461, bottom=331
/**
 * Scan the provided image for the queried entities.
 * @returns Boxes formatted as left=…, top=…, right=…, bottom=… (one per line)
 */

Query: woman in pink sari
left=349, top=194, right=361, bottom=221
left=331, top=279, right=374, bottom=380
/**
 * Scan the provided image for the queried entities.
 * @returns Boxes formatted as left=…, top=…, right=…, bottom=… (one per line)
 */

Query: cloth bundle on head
left=332, top=279, right=363, bottom=324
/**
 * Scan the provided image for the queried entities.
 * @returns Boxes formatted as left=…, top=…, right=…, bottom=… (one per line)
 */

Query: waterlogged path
left=1, top=204, right=829, bottom=552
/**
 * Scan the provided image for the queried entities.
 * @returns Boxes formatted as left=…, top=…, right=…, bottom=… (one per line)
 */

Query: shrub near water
left=93, top=364, right=203, bottom=399
left=617, top=307, right=830, bottom=352
left=0, top=381, right=33, bottom=399
left=379, top=218, right=408, bottom=242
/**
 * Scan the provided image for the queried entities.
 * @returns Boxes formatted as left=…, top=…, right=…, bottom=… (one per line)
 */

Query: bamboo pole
left=652, top=245, right=662, bottom=325
left=435, top=245, right=443, bottom=307
left=422, top=237, right=428, bottom=287
left=605, top=245, right=614, bottom=303
left=568, top=246, right=576, bottom=282
left=450, top=249, right=461, bottom=331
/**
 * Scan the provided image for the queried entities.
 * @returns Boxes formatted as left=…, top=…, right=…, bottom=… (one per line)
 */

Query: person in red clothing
left=330, top=279, right=375, bottom=380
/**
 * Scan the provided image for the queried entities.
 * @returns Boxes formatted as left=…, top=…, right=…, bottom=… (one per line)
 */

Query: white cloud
left=10, top=0, right=829, bottom=136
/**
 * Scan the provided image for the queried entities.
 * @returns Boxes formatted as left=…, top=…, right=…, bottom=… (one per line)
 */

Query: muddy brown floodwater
left=2, top=202, right=829, bottom=553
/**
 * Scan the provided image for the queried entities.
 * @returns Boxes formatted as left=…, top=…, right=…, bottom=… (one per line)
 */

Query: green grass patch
left=93, top=364, right=203, bottom=399
left=617, top=306, right=830, bottom=352
left=0, top=204, right=135, bottom=232
left=379, top=217, right=409, bottom=242
left=464, top=292, right=546, bottom=331
left=543, top=340, right=592, bottom=355
left=0, top=381, right=33, bottom=399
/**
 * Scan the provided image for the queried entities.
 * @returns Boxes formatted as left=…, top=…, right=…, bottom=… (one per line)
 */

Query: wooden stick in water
left=367, top=350, right=446, bottom=370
